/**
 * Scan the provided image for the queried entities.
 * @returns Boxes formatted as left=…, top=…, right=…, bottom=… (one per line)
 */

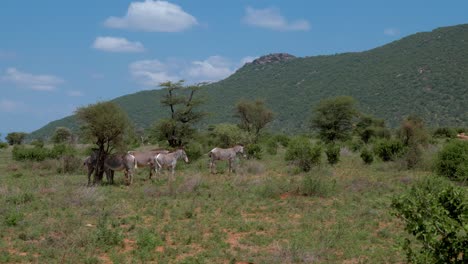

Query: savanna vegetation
left=30, top=23, right=468, bottom=140
left=2, top=83, right=467, bottom=263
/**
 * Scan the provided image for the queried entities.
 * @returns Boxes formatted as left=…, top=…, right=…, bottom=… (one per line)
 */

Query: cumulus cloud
left=92, top=36, right=145, bottom=52
left=129, top=59, right=181, bottom=85
left=243, top=6, right=310, bottom=31
left=1, top=68, right=64, bottom=91
left=129, top=56, right=253, bottom=86
left=384, top=28, right=400, bottom=36
left=187, top=56, right=234, bottom=82
left=104, top=0, right=197, bottom=32
left=0, top=99, right=25, bottom=112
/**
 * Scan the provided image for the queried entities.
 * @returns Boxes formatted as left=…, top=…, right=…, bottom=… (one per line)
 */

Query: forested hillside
left=30, top=23, right=468, bottom=139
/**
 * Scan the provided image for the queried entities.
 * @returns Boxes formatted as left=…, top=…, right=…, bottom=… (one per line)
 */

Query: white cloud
left=0, top=99, right=25, bottom=112
left=384, top=28, right=400, bottom=36
left=243, top=6, right=310, bottom=31
left=129, top=59, right=181, bottom=85
left=92, top=36, right=145, bottom=52
left=104, top=0, right=197, bottom=32
left=67, top=90, right=83, bottom=97
left=129, top=55, right=253, bottom=86
left=1, top=68, right=64, bottom=91
left=186, top=56, right=233, bottom=82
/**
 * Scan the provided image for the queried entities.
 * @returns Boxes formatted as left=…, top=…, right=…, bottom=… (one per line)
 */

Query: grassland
left=0, top=144, right=447, bottom=263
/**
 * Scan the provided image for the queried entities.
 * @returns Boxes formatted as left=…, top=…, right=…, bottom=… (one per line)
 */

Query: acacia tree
left=311, top=96, right=359, bottom=143
left=152, top=81, right=206, bottom=147
left=51, top=127, right=72, bottom=144
left=75, top=101, right=133, bottom=184
left=6, top=132, right=28, bottom=145
left=235, top=99, right=274, bottom=142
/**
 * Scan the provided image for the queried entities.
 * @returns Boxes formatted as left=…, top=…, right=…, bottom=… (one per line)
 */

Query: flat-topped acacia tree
left=75, top=101, right=133, bottom=184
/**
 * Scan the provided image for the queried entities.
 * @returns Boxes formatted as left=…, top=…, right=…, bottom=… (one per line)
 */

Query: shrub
left=434, top=140, right=468, bottom=181
left=209, top=123, right=250, bottom=148
left=12, top=145, right=49, bottom=161
left=266, top=138, right=278, bottom=155
left=433, top=127, right=457, bottom=139
left=360, top=148, right=374, bottom=164
left=30, top=139, right=45, bottom=148
left=184, top=141, right=204, bottom=161
left=404, top=144, right=423, bottom=169
left=12, top=144, right=77, bottom=162
left=274, top=134, right=290, bottom=147
left=392, top=177, right=468, bottom=263
left=0, top=142, right=8, bottom=149
left=347, top=138, right=364, bottom=152
left=325, top=144, right=340, bottom=165
left=373, top=139, right=405, bottom=161
left=246, top=144, right=263, bottom=160
left=285, top=137, right=322, bottom=172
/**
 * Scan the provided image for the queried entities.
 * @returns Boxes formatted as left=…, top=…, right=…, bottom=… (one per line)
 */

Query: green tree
left=152, top=81, right=206, bottom=147
left=75, top=101, right=133, bottom=184
left=311, top=96, right=358, bottom=143
left=398, top=115, right=430, bottom=169
left=51, top=127, right=72, bottom=144
left=235, top=99, right=274, bottom=142
left=6, top=132, right=28, bottom=145
left=354, top=114, right=390, bottom=143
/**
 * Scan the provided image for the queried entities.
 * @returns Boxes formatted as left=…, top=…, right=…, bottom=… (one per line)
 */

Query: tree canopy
left=235, top=99, right=274, bottom=142
left=311, top=96, right=359, bottom=142
left=152, top=81, right=206, bottom=147
left=75, top=101, right=133, bottom=183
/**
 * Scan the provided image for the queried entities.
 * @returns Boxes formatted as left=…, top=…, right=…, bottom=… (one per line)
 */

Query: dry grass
left=0, top=144, right=441, bottom=263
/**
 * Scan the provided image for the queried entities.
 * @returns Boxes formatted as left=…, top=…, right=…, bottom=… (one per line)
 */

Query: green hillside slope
left=30, top=23, right=468, bottom=139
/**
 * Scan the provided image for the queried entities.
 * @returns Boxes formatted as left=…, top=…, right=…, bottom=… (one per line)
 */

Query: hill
left=30, top=23, right=468, bottom=139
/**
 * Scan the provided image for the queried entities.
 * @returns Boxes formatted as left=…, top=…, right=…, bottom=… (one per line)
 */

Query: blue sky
left=1, top=0, right=467, bottom=136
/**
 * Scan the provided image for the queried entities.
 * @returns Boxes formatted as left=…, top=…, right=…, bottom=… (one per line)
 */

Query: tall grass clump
left=299, top=168, right=336, bottom=197
left=285, top=137, right=322, bottom=172
left=434, top=140, right=468, bottom=181
left=94, top=213, right=124, bottom=250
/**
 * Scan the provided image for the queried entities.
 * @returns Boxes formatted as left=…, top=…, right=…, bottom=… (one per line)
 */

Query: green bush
left=274, top=134, right=290, bottom=147
left=184, top=141, right=204, bottom=161
left=325, top=144, right=340, bottom=165
left=285, top=137, right=322, bottom=172
left=392, top=177, right=468, bottom=263
left=246, top=144, right=263, bottom=160
left=12, top=144, right=77, bottom=162
left=266, top=138, right=278, bottom=155
left=0, top=142, right=8, bottom=149
left=434, top=140, right=468, bottom=181
left=433, top=127, right=457, bottom=139
left=347, top=138, right=364, bottom=152
left=373, top=139, right=405, bottom=161
left=360, top=148, right=374, bottom=164
left=30, top=139, right=45, bottom=148
left=209, top=123, right=250, bottom=148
